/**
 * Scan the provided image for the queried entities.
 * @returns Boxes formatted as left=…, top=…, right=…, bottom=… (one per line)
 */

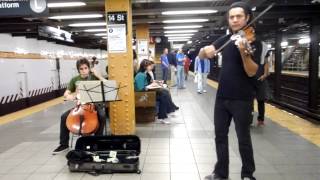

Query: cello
left=66, top=102, right=100, bottom=136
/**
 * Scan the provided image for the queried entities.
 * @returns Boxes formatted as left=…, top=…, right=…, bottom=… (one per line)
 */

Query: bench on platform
left=135, top=91, right=156, bottom=123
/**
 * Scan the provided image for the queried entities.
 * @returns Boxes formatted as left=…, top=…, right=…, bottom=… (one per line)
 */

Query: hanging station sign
left=0, top=0, right=48, bottom=16
left=106, top=11, right=128, bottom=53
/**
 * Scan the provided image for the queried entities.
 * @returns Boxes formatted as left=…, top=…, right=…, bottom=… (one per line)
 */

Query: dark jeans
left=60, top=104, right=107, bottom=146
left=257, top=100, right=265, bottom=121
left=214, top=98, right=255, bottom=179
left=162, top=68, right=169, bottom=83
left=156, top=89, right=177, bottom=119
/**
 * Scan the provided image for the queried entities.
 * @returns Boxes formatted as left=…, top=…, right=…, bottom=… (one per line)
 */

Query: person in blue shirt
left=160, top=48, right=170, bottom=84
left=194, top=53, right=210, bottom=94
left=176, top=49, right=186, bottom=89
left=134, top=59, right=178, bottom=124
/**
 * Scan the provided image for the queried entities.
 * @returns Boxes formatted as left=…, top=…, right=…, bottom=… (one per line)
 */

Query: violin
left=204, top=3, right=275, bottom=57
left=66, top=102, right=100, bottom=136
left=231, top=26, right=256, bottom=55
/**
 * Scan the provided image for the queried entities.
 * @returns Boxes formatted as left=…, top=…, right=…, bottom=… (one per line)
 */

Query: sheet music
left=77, top=80, right=120, bottom=104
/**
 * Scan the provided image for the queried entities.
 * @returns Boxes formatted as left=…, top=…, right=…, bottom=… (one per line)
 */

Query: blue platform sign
left=0, top=0, right=48, bottom=17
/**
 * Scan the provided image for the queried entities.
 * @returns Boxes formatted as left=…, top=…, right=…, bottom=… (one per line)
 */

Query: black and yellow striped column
left=105, top=0, right=135, bottom=135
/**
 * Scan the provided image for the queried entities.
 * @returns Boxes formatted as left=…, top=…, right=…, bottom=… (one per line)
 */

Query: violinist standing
left=200, top=2, right=262, bottom=180
left=52, top=58, right=107, bottom=155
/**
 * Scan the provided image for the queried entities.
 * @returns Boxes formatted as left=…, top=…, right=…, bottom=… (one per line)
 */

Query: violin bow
left=213, top=2, right=276, bottom=55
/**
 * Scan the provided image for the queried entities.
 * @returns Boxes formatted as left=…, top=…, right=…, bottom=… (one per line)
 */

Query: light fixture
left=168, top=39, right=189, bottom=42
left=281, top=41, right=288, bottom=47
left=95, top=33, right=107, bottom=36
left=161, top=0, right=212, bottom=2
left=187, top=41, right=192, bottom=44
left=49, top=14, right=103, bottom=20
left=298, top=38, right=310, bottom=44
left=165, top=34, right=194, bottom=37
left=102, top=37, right=107, bottom=39
left=69, top=22, right=106, bottom=27
left=165, top=30, right=198, bottom=33
left=163, top=19, right=208, bottom=23
left=168, top=36, right=192, bottom=39
left=164, top=25, right=203, bottom=29
left=84, top=28, right=107, bottom=32
left=47, top=2, right=86, bottom=8
left=162, top=10, right=217, bottom=15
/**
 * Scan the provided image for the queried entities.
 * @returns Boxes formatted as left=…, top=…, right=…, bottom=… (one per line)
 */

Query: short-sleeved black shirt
left=213, top=35, right=262, bottom=101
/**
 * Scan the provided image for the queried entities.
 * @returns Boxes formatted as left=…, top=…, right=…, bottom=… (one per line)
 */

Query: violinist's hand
left=203, top=45, right=216, bottom=58
left=257, top=74, right=267, bottom=81
left=235, top=36, right=249, bottom=55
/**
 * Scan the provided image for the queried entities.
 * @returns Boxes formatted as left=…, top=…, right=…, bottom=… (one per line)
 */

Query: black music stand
left=77, top=80, right=121, bottom=135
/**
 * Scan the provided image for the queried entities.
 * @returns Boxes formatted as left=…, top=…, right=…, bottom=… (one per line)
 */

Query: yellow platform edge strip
left=0, top=97, right=64, bottom=125
left=206, top=78, right=320, bottom=148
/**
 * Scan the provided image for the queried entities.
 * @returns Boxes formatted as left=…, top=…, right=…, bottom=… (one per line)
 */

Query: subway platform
left=0, top=79, right=319, bottom=180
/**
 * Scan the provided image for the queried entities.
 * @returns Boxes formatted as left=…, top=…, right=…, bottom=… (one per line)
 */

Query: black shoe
left=52, top=144, right=69, bottom=155
left=204, top=174, right=228, bottom=180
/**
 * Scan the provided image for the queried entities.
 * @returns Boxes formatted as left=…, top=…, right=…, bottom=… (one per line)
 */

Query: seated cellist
left=52, top=58, right=107, bottom=155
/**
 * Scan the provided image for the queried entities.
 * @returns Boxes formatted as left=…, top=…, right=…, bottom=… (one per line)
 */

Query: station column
left=105, top=0, right=135, bottom=135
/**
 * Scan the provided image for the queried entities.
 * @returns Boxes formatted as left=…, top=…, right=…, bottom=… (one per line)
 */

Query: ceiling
left=0, top=0, right=319, bottom=50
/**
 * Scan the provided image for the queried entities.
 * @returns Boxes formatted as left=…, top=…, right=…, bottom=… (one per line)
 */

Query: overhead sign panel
left=107, top=11, right=128, bottom=53
left=0, top=0, right=48, bottom=16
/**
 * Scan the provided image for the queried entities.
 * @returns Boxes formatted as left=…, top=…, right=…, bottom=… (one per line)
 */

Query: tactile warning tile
left=206, top=78, right=320, bottom=147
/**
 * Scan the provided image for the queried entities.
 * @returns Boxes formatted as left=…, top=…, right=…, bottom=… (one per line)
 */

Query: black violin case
left=66, top=135, right=141, bottom=175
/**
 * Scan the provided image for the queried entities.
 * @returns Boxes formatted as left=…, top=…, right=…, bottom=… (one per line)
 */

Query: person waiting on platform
left=160, top=48, right=170, bottom=84
left=253, top=43, right=271, bottom=127
left=176, top=49, right=186, bottom=89
left=52, top=58, right=107, bottom=155
left=135, top=59, right=178, bottom=124
left=194, top=52, right=210, bottom=94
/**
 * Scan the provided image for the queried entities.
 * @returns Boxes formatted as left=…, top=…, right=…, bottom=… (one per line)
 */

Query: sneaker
left=203, top=90, right=207, bottom=93
left=257, top=120, right=265, bottom=127
left=197, top=90, right=202, bottom=94
left=159, top=119, right=171, bottom=124
left=52, top=144, right=69, bottom=155
left=204, top=174, right=228, bottom=180
left=242, top=177, right=256, bottom=180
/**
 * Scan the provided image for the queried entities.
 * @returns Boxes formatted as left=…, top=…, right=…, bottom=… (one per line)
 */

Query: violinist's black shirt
left=213, top=35, right=262, bottom=101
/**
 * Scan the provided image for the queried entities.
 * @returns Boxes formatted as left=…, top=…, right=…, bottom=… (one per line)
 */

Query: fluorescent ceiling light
left=281, top=41, right=288, bottom=47
left=165, top=34, right=194, bottom=37
left=298, top=38, right=310, bottom=44
left=163, top=19, right=208, bottom=23
left=168, top=36, right=192, bottom=39
left=161, top=0, right=211, bottom=2
left=162, top=10, right=217, bottom=15
left=168, top=39, right=189, bottom=42
left=165, top=30, right=198, bottom=33
left=47, top=2, right=86, bottom=8
left=95, top=33, right=107, bottom=36
left=84, top=28, right=106, bottom=32
left=187, top=41, right=192, bottom=44
left=102, top=37, right=107, bottom=39
left=49, top=14, right=103, bottom=20
left=69, top=22, right=106, bottom=27
left=164, top=25, right=203, bottom=29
